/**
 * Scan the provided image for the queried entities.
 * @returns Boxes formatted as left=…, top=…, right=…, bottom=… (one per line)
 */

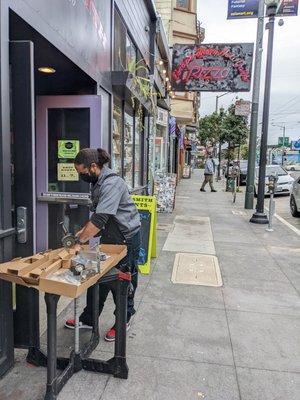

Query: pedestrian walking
left=200, top=155, right=217, bottom=192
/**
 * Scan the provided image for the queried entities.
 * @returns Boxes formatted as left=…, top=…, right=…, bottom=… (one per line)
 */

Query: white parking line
left=273, top=212, right=300, bottom=236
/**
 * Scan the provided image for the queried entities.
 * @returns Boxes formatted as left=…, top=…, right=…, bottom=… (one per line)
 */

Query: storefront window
left=112, top=98, right=122, bottom=175
left=114, top=10, right=126, bottom=70
left=134, top=112, right=143, bottom=187
left=126, top=35, right=137, bottom=73
left=148, top=117, right=155, bottom=192
left=155, top=108, right=169, bottom=173
left=155, top=126, right=166, bottom=172
left=176, top=0, right=190, bottom=10
left=124, top=107, right=134, bottom=187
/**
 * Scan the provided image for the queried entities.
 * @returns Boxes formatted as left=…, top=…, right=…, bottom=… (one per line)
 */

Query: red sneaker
left=104, top=322, right=131, bottom=342
left=64, top=319, right=92, bottom=330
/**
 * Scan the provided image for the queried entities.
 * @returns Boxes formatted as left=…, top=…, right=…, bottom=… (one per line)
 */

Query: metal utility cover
left=163, top=216, right=215, bottom=255
left=171, top=253, right=222, bottom=287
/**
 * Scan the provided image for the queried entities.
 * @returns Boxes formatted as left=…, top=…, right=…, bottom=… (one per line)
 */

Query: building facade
left=155, top=0, right=204, bottom=177
left=0, top=0, right=171, bottom=377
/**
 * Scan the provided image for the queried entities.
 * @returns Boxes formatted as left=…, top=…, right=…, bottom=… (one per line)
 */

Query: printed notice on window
left=57, top=163, right=79, bottom=181
left=58, top=140, right=80, bottom=159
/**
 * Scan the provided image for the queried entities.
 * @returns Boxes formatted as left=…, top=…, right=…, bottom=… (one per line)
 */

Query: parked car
left=285, top=163, right=300, bottom=171
left=254, top=165, right=294, bottom=196
left=290, top=177, right=300, bottom=217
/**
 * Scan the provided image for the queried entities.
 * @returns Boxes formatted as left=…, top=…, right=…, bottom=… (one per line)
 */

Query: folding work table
left=0, top=246, right=130, bottom=400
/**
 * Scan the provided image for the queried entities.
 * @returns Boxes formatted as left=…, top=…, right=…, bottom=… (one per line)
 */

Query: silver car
left=290, top=177, right=300, bottom=217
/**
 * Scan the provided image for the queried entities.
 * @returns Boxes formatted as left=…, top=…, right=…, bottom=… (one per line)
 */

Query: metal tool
left=70, top=248, right=104, bottom=281
left=60, top=221, right=76, bottom=249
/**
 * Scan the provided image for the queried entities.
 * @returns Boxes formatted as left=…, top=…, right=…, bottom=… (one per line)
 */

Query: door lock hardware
left=16, top=207, right=27, bottom=244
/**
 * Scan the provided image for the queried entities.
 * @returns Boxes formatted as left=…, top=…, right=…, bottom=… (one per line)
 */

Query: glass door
left=36, top=96, right=101, bottom=251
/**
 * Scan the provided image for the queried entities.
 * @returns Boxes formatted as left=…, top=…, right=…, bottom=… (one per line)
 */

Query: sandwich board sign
left=132, top=195, right=157, bottom=274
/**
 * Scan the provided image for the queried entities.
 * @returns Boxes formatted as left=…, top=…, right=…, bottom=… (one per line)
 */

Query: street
left=268, top=171, right=300, bottom=231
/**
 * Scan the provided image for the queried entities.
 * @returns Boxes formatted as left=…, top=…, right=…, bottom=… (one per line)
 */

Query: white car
left=255, top=165, right=294, bottom=196
left=290, top=177, right=300, bottom=217
left=285, top=163, right=300, bottom=171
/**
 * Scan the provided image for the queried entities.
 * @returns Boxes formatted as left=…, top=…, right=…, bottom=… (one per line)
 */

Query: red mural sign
left=172, top=43, right=254, bottom=92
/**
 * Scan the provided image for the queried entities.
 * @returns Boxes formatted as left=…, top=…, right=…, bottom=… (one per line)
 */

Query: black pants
left=80, top=231, right=141, bottom=325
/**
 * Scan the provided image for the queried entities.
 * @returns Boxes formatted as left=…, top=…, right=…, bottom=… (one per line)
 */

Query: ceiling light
left=166, top=77, right=169, bottom=82
left=38, top=67, right=56, bottom=74
left=158, top=60, right=164, bottom=66
left=162, top=69, right=167, bottom=74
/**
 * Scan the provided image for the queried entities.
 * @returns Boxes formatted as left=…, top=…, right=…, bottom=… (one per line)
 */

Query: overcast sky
left=197, top=0, right=300, bottom=144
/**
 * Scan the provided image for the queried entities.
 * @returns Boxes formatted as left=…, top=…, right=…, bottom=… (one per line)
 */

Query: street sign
left=277, top=0, right=298, bottom=16
left=227, top=0, right=259, bottom=19
left=291, top=139, right=300, bottom=150
left=227, top=0, right=298, bottom=19
left=278, top=137, right=289, bottom=146
left=235, top=100, right=251, bottom=116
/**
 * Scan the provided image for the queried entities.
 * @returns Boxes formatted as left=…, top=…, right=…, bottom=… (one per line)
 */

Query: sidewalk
left=1, top=170, right=299, bottom=400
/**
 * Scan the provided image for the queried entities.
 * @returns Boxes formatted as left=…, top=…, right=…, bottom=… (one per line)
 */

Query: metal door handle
left=17, top=207, right=27, bottom=244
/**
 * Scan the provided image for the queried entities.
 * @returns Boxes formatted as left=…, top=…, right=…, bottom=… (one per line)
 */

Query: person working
left=65, top=148, right=141, bottom=342
left=200, top=154, right=217, bottom=192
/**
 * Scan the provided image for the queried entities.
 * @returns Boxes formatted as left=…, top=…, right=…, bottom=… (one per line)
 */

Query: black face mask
left=79, top=171, right=98, bottom=185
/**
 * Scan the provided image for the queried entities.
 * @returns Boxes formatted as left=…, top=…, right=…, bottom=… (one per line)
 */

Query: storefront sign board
left=57, top=163, right=79, bottom=181
left=58, top=140, right=80, bottom=159
left=132, top=195, right=157, bottom=274
left=172, top=43, right=254, bottom=92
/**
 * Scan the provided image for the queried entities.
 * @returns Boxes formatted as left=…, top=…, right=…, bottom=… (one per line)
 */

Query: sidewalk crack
left=221, top=290, right=243, bottom=400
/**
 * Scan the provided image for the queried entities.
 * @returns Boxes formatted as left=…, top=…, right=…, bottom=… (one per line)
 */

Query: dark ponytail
left=74, top=148, right=110, bottom=168
left=97, top=148, right=110, bottom=167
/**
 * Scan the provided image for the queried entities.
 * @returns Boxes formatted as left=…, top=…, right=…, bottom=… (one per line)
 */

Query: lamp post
left=250, top=0, right=279, bottom=224
left=216, top=92, right=230, bottom=180
left=245, top=0, right=265, bottom=209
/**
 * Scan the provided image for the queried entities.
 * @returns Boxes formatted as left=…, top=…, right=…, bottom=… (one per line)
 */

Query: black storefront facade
left=0, top=0, right=164, bottom=378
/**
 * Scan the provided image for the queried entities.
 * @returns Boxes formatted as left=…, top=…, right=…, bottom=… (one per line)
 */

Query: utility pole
left=245, top=0, right=265, bottom=209
left=282, top=125, right=286, bottom=165
left=250, top=0, right=279, bottom=224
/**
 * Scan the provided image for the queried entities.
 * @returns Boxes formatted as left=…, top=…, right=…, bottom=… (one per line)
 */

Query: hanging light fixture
left=38, top=66, right=56, bottom=74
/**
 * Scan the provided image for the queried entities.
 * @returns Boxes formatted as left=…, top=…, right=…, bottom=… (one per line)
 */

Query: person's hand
left=73, top=243, right=82, bottom=254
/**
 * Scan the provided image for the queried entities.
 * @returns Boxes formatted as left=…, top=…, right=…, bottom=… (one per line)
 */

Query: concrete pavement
left=0, top=169, right=299, bottom=400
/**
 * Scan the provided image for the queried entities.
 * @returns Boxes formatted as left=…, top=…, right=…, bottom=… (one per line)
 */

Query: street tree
left=220, top=105, right=249, bottom=150
left=198, top=110, right=225, bottom=147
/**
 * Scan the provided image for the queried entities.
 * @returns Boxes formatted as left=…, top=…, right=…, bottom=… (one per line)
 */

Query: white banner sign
left=235, top=100, right=251, bottom=116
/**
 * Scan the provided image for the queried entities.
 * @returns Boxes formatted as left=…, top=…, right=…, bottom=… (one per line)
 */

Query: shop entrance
left=0, top=10, right=101, bottom=377
left=36, top=96, right=101, bottom=251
